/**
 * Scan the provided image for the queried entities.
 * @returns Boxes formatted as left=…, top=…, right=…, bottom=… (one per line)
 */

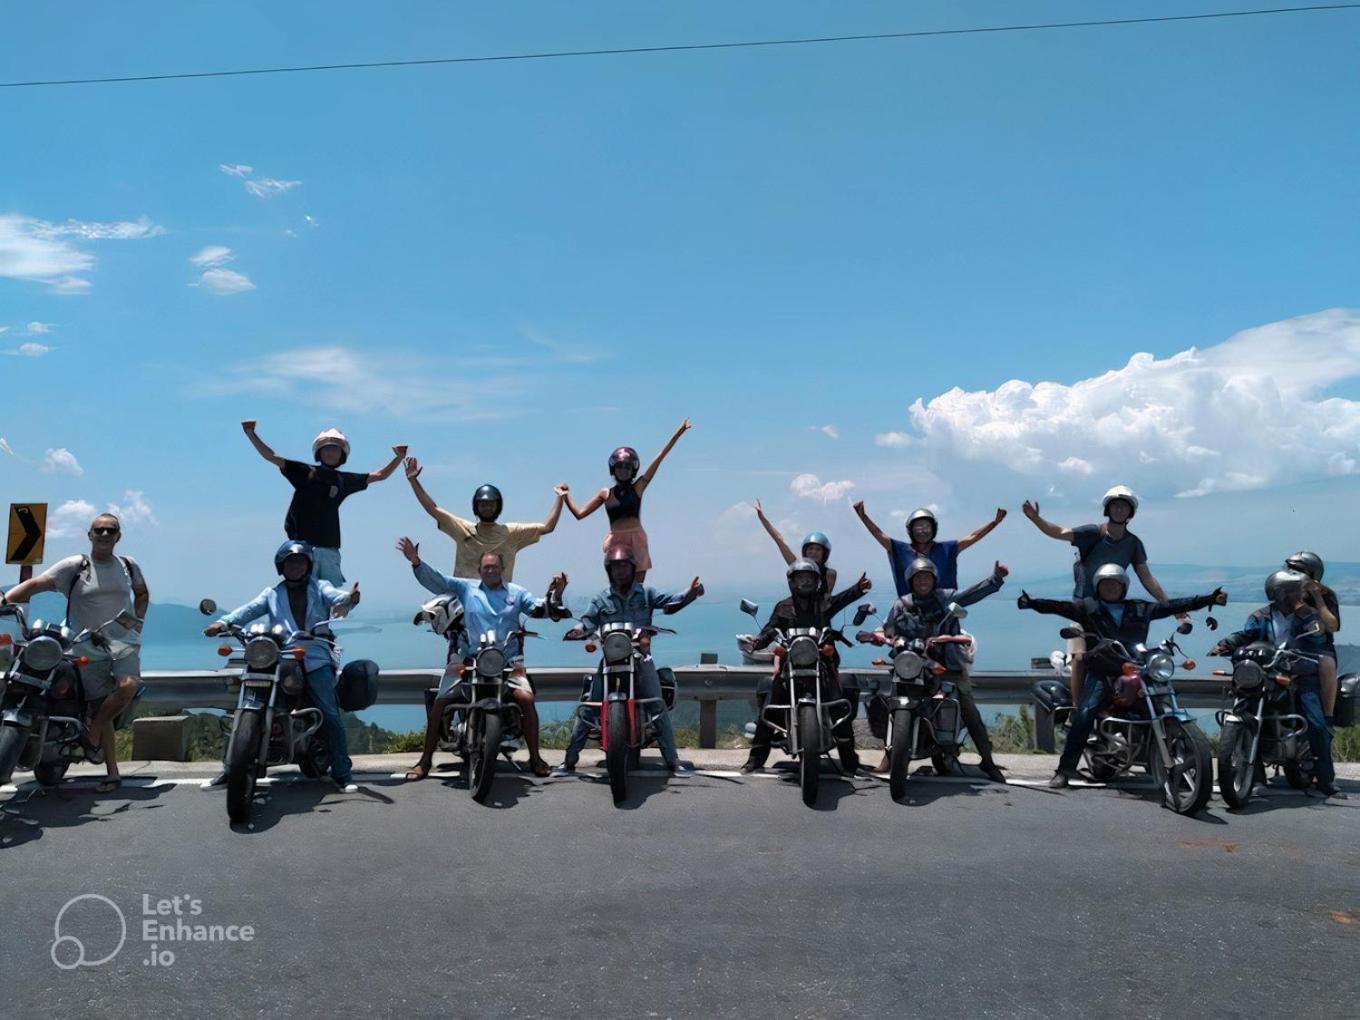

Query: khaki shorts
left=80, top=648, right=142, bottom=702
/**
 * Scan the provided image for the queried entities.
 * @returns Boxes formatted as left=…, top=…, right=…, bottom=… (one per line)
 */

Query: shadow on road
left=1, top=779, right=175, bottom=851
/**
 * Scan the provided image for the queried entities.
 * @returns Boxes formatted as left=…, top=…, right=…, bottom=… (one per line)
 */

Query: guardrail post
left=699, top=699, right=717, bottom=748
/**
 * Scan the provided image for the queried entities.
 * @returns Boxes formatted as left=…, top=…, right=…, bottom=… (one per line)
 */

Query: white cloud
left=2, top=342, right=51, bottom=357
left=0, top=214, right=161, bottom=293
left=109, top=490, right=158, bottom=527
left=790, top=473, right=855, bottom=502
left=810, top=424, right=839, bottom=439
left=41, top=447, right=84, bottom=476
left=47, top=276, right=91, bottom=295
left=244, top=177, right=301, bottom=198
left=304, top=215, right=320, bottom=227
left=899, top=309, right=1360, bottom=500
left=219, top=164, right=253, bottom=177
left=190, top=245, right=233, bottom=267
left=0, top=438, right=15, bottom=456
left=30, top=217, right=163, bottom=241
left=25, top=321, right=52, bottom=334
left=48, top=499, right=98, bottom=538
left=875, top=432, right=913, bottom=448
left=194, top=268, right=255, bottom=294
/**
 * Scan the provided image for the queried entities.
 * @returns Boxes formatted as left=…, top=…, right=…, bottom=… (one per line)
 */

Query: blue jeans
left=310, top=546, right=345, bottom=585
left=564, top=660, right=678, bottom=768
left=1058, top=675, right=1113, bottom=773
left=306, top=664, right=352, bottom=782
left=1297, top=688, right=1336, bottom=789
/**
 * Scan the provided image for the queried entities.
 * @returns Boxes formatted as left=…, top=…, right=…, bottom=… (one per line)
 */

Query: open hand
left=550, top=572, right=568, bottom=594
left=688, top=577, right=705, bottom=599
left=1022, top=500, right=1040, bottom=520
left=392, top=445, right=408, bottom=459
left=994, top=507, right=1008, bottom=524
left=397, top=537, right=420, bottom=565
left=752, top=497, right=763, bottom=515
left=404, top=457, right=422, bottom=481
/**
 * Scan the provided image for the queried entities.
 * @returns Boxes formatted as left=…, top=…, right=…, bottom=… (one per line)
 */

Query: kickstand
left=503, top=751, right=523, bottom=771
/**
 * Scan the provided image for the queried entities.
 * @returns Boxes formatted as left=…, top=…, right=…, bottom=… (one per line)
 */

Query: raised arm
left=828, top=574, right=873, bottom=617
left=397, top=537, right=465, bottom=597
left=562, top=485, right=608, bottom=521
left=241, top=420, right=285, bottom=468
left=852, top=500, right=893, bottom=552
left=404, top=458, right=444, bottom=521
left=1306, top=582, right=1340, bottom=633
left=956, top=508, right=1008, bottom=553
left=368, top=445, right=408, bottom=484
left=541, top=487, right=567, bottom=535
left=1021, top=501, right=1073, bottom=542
left=636, top=418, right=691, bottom=492
left=1148, top=589, right=1227, bottom=621
left=953, top=563, right=1008, bottom=607
left=753, top=498, right=796, bottom=564
left=660, top=577, right=705, bottom=615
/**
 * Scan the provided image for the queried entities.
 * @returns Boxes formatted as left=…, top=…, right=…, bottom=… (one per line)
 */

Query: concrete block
left=132, top=715, right=189, bottom=762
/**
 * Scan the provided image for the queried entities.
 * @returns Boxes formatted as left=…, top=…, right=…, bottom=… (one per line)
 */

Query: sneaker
left=1320, top=786, right=1349, bottom=801
left=205, top=770, right=229, bottom=788
left=550, top=762, right=576, bottom=778
left=332, top=778, right=359, bottom=794
left=740, top=758, right=762, bottom=774
left=667, top=762, right=692, bottom=778
left=1048, top=771, right=1070, bottom=789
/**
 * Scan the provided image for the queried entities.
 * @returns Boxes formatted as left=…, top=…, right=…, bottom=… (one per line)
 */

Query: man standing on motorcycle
left=555, top=550, right=704, bottom=776
left=204, top=541, right=362, bottom=792
left=1, top=512, right=148, bottom=793
left=1283, top=552, right=1342, bottom=731
left=397, top=537, right=569, bottom=779
left=852, top=501, right=1006, bottom=595
left=752, top=499, right=837, bottom=594
left=1021, top=486, right=1184, bottom=712
left=1209, top=569, right=1346, bottom=800
left=403, top=457, right=566, bottom=581
left=864, top=558, right=1011, bottom=783
left=741, top=559, right=872, bottom=775
left=1016, top=564, right=1227, bottom=789
left=241, top=420, right=406, bottom=585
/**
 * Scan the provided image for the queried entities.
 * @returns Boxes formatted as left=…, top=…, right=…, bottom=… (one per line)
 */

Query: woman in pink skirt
left=558, top=419, right=691, bottom=581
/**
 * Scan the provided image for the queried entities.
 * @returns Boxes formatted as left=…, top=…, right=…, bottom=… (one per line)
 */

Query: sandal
left=404, top=763, right=431, bottom=782
left=95, top=777, right=122, bottom=794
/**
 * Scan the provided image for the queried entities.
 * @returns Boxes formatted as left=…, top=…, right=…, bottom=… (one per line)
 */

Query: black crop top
left=606, top=483, right=642, bottom=523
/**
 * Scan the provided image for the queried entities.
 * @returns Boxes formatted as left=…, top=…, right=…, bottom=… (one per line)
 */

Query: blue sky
left=2, top=1, right=1358, bottom=609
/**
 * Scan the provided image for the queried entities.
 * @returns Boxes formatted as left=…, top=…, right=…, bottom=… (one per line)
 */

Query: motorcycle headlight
left=1232, top=661, right=1265, bottom=692
left=1145, top=653, right=1175, bottom=683
left=788, top=636, right=819, bottom=668
left=602, top=630, right=634, bottom=663
left=244, top=637, right=280, bottom=671
left=476, top=648, right=506, bottom=678
left=21, top=635, right=63, bottom=673
left=893, top=650, right=924, bottom=681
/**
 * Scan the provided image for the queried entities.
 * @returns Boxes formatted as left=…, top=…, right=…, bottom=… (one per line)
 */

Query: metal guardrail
left=136, top=666, right=1236, bottom=748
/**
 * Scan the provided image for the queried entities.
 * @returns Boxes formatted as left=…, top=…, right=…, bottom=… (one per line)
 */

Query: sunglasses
left=91, top=527, right=120, bottom=537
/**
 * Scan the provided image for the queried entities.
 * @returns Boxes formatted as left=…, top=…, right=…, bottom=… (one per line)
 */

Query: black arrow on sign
left=10, top=506, right=41, bottom=561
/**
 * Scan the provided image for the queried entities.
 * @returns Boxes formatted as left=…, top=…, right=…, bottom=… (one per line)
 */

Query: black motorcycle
left=1033, top=624, right=1213, bottom=815
left=566, top=622, right=678, bottom=804
left=0, top=603, right=143, bottom=787
left=445, top=630, right=532, bottom=804
left=1213, top=639, right=1320, bottom=807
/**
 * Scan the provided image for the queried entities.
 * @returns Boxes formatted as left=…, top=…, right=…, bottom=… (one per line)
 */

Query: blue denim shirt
left=413, top=561, right=546, bottom=660
left=218, top=579, right=353, bottom=671
left=579, top=583, right=686, bottom=634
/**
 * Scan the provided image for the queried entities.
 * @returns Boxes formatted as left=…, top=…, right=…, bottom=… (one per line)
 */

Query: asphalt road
left=1, top=758, right=1356, bottom=1019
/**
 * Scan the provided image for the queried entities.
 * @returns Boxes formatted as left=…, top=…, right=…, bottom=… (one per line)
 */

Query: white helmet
left=312, top=428, right=350, bottom=465
left=412, top=595, right=464, bottom=637
left=1101, top=485, right=1139, bottom=519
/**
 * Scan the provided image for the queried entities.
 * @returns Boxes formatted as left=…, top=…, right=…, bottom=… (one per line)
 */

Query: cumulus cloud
left=809, top=424, right=839, bottom=439
left=41, top=447, right=83, bottom=476
left=109, top=490, right=158, bottom=527
left=896, top=309, right=1360, bottom=500
left=190, top=245, right=233, bottom=267
left=219, top=163, right=254, bottom=177
left=194, top=268, right=255, bottom=294
left=48, top=499, right=99, bottom=538
left=0, top=213, right=162, bottom=293
left=47, top=276, right=91, bottom=295
left=875, top=432, right=913, bottom=448
left=2, top=342, right=51, bottom=357
left=790, top=473, right=855, bottom=502
left=25, top=321, right=52, bottom=334
left=244, top=177, right=301, bottom=198
left=0, top=438, right=15, bottom=456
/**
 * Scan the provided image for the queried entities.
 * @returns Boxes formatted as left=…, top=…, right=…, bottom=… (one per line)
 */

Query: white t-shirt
left=41, top=554, right=146, bottom=646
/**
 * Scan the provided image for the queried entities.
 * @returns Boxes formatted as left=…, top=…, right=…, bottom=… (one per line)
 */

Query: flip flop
left=404, top=764, right=431, bottom=782
left=95, top=777, right=122, bottom=793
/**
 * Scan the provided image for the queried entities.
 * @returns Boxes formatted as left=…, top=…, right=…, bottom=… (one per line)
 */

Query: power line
left=2, top=4, right=1356, bottom=90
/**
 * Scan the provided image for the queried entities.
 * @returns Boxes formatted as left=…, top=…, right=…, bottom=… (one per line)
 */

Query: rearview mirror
left=739, top=599, right=759, bottom=618
left=852, top=603, right=877, bottom=627
left=1059, top=626, right=1083, bottom=640
left=946, top=602, right=967, bottom=621
left=199, top=599, right=217, bottom=617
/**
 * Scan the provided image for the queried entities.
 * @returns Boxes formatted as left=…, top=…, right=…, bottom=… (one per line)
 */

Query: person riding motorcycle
left=555, top=549, right=705, bottom=776
left=740, top=559, right=872, bottom=775
left=398, top=537, right=569, bottom=779
left=1209, top=569, right=1346, bottom=800
left=863, top=557, right=1011, bottom=783
left=204, top=541, right=362, bottom=792
left=1016, top=563, right=1226, bottom=789
left=1283, top=551, right=1342, bottom=730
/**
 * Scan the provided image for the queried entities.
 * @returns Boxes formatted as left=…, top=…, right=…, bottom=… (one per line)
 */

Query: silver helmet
left=1091, top=563, right=1129, bottom=599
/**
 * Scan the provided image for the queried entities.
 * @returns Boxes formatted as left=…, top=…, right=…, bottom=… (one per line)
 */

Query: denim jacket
left=219, top=579, right=352, bottom=671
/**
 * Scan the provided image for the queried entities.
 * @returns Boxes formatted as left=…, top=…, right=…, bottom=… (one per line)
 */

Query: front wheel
left=0, top=723, right=28, bottom=785
left=1217, top=720, right=1255, bottom=809
left=471, top=711, right=501, bottom=804
left=799, top=704, right=821, bottom=807
left=889, top=711, right=912, bottom=801
left=606, top=701, right=629, bottom=805
left=226, top=711, right=262, bottom=824
left=1152, top=720, right=1213, bottom=816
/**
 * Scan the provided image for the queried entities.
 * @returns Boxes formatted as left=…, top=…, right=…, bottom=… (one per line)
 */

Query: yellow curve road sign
left=7, top=503, right=48, bottom=565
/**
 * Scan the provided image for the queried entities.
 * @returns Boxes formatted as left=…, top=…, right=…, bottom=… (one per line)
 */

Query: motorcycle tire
left=226, top=711, right=262, bottom=824
left=799, top=704, right=821, bottom=807
left=889, top=711, right=911, bottom=801
left=34, top=760, right=70, bottom=787
left=606, top=701, right=629, bottom=805
left=0, top=723, right=28, bottom=785
left=1217, top=721, right=1255, bottom=809
left=472, top=712, right=501, bottom=804
left=1153, top=719, right=1212, bottom=816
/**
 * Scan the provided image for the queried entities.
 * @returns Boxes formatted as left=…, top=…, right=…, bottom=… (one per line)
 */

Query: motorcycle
left=566, top=621, right=678, bottom=804
left=855, top=601, right=974, bottom=800
left=1212, top=638, right=1321, bottom=807
left=0, top=603, right=143, bottom=787
left=738, top=599, right=856, bottom=807
left=1034, top=623, right=1213, bottom=815
left=200, top=598, right=337, bottom=824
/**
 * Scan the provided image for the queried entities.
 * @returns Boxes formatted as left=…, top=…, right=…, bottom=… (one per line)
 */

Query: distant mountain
left=1022, top=562, right=1360, bottom=601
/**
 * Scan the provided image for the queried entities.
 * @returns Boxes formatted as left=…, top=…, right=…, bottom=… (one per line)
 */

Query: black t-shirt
left=281, top=459, right=369, bottom=549
left=1070, top=524, right=1148, bottom=598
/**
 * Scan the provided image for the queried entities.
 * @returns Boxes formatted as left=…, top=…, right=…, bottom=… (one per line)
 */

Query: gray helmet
left=801, top=531, right=832, bottom=557
left=786, top=557, right=821, bottom=596
left=906, top=557, right=938, bottom=588
left=274, top=540, right=313, bottom=575
left=1265, top=569, right=1307, bottom=605
left=1284, top=551, right=1324, bottom=582
left=472, top=484, right=503, bottom=520
left=1091, top=563, right=1129, bottom=599
left=905, top=508, right=939, bottom=539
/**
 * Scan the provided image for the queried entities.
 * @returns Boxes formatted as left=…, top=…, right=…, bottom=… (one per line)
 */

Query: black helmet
left=905, top=508, right=939, bottom=540
left=1284, top=551, right=1324, bottom=582
left=274, top=540, right=314, bottom=575
left=906, top=556, right=938, bottom=589
left=608, top=447, right=640, bottom=477
left=472, top=484, right=503, bottom=521
left=1265, top=569, right=1306, bottom=606
left=786, top=557, right=821, bottom=597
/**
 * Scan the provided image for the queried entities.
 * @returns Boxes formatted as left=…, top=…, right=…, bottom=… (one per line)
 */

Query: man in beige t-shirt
left=404, top=458, right=565, bottom=581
